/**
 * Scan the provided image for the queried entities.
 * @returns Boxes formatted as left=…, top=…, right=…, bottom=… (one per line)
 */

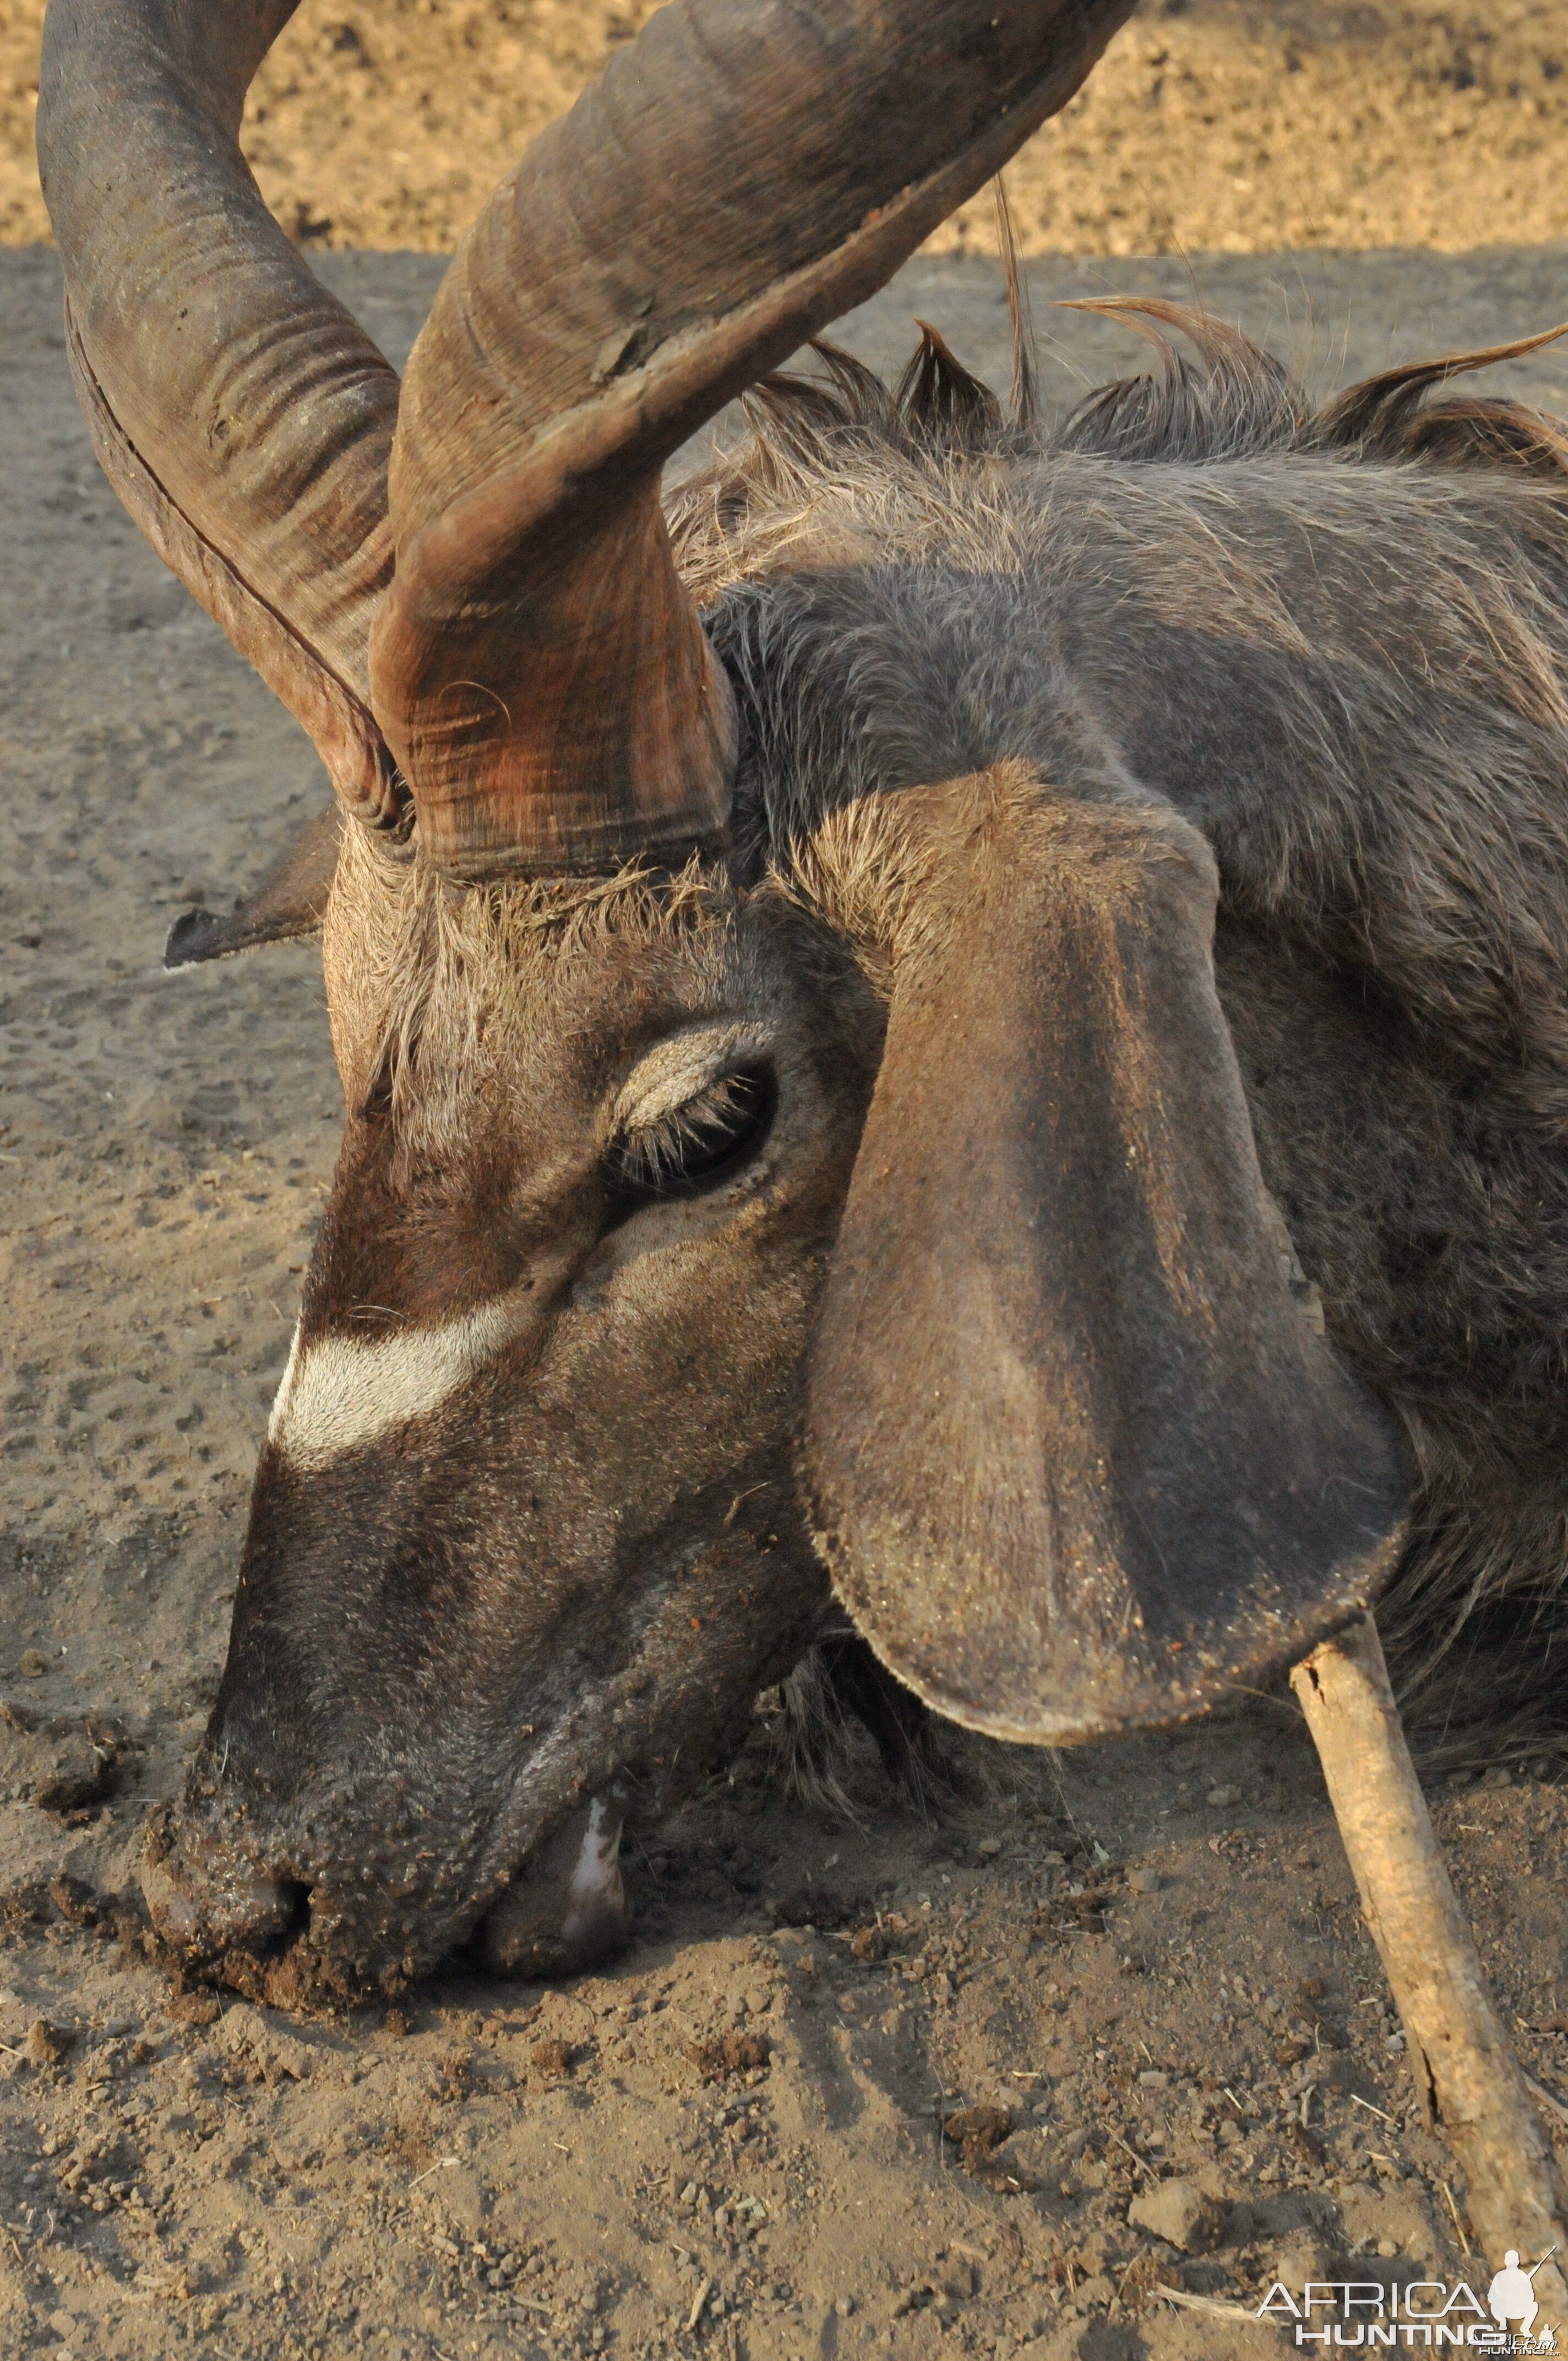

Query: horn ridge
left=374, top=475, right=738, bottom=879
left=39, top=0, right=400, bottom=804
left=63, top=302, right=406, bottom=830
left=374, top=0, right=1137, bottom=878
left=41, top=0, right=1136, bottom=877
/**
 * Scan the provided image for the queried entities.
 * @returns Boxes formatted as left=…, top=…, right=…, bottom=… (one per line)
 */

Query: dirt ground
left=6, top=230, right=1568, bottom=2360
left=1, top=1, right=1568, bottom=255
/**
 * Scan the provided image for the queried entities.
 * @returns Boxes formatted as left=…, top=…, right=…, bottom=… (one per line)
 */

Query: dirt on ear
left=0, top=0, right=1565, bottom=255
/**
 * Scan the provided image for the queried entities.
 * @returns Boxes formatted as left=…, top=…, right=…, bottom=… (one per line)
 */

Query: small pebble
left=835, top=2296, right=856, bottom=2317
left=24, top=2019, right=73, bottom=2066
left=1205, top=1785, right=1240, bottom=1808
left=977, top=1836, right=1003, bottom=1858
left=19, top=1649, right=47, bottom=1679
left=1128, top=1867, right=1161, bottom=1894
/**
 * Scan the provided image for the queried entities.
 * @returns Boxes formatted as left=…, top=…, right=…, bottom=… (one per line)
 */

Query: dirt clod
left=1129, top=2177, right=1229, bottom=2254
left=35, top=1717, right=128, bottom=1813
left=47, top=1872, right=102, bottom=1925
left=23, top=2016, right=74, bottom=2064
left=684, top=2031, right=771, bottom=2081
left=529, top=2039, right=574, bottom=2080
left=940, top=2104, right=1013, bottom=2169
left=167, top=1991, right=221, bottom=2028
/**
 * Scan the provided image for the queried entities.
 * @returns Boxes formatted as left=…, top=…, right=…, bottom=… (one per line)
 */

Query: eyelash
left=608, top=1067, right=774, bottom=1199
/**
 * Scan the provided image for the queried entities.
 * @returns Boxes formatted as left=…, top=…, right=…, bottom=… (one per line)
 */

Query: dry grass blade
left=1292, top=1615, right=1568, bottom=2306
left=1157, top=2284, right=1258, bottom=2321
left=1107, top=2128, right=1153, bottom=2180
left=1442, top=2181, right=1474, bottom=2260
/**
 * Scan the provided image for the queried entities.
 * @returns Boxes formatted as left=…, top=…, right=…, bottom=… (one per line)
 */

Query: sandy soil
left=5, top=238, right=1568, bottom=2360
left=2, top=1, right=1568, bottom=255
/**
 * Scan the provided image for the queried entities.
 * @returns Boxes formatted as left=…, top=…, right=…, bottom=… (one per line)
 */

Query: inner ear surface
left=803, top=767, right=1408, bottom=1744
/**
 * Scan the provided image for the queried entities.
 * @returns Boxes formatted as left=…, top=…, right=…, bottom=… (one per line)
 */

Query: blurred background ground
left=2, top=0, right=1568, bottom=255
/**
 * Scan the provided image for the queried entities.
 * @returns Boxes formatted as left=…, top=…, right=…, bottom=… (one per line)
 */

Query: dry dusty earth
left=6, top=232, right=1568, bottom=2361
left=1, top=0, right=1568, bottom=254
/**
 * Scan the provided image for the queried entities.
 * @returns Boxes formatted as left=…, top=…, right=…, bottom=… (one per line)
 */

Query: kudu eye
left=607, top=1066, right=775, bottom=1200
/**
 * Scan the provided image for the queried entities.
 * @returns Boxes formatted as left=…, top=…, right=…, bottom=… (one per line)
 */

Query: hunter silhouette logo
left=1257, top=2250, right=1558, bottom=2348
left=1488, top=2248, right=1556, bottom=2350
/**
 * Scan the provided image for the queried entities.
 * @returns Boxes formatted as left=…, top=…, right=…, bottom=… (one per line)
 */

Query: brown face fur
left=146, top=828, right=883, bottom=1989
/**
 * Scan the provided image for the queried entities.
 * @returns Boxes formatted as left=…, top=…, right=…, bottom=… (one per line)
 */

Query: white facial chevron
left=268, top=1299, right=528, bottom=1471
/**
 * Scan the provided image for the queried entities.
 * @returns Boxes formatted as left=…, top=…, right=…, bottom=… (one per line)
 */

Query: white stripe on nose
left=268, top=1299, right=527, bottom=1471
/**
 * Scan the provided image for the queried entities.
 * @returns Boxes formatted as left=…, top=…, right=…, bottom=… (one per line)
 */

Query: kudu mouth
left=140, top=1785, right=635, bottom=2000
left=136, top=1411, right=825, bottom=2000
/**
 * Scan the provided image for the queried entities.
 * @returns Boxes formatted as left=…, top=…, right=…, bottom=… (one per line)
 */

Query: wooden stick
left=1292, top=1614, right=1568, bottom=2314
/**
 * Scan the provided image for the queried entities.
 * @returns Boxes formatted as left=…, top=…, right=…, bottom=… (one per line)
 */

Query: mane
left=1053, top=298, right=1568, bottom=472
left=668, top=298, right=1568, bottom=578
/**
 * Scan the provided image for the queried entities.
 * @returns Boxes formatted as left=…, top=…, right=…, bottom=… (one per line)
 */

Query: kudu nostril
left=140, top=1805, right=303, bottom=1961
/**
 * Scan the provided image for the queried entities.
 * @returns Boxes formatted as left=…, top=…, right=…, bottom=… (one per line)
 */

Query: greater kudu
left=37, top=0, right=1568, bottom=2267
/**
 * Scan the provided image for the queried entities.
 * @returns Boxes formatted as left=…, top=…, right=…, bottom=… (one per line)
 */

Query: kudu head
left=39, top=0, right=1407, bottom=1998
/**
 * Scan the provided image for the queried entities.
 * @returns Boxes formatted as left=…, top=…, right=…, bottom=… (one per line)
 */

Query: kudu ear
left=803, top=767, right=1408, bottom=1742
left=162, top=804, right=342, bottom=971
